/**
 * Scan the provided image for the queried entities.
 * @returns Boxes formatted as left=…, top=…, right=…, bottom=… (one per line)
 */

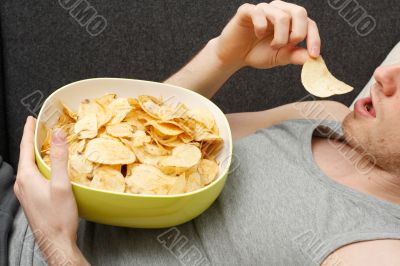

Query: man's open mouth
left=354, top=96, right=376, bottom=118
left=365, top=99, right=376, bottom=117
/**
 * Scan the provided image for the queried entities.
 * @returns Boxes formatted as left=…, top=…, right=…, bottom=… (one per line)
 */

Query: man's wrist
left=206, top=37, right=244, bottom=74
left=164, top=36, right=243, bottom=98
left=41, top=237, right=89, bottom=266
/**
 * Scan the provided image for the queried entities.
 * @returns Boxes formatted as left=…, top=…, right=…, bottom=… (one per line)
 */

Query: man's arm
left=322, top=239, right=400, bottom=266
left=227, top=101, right=350, bottom=140
left=164, top=39, right=240, bottom=99
left=165, top=1, right=321, bottom=98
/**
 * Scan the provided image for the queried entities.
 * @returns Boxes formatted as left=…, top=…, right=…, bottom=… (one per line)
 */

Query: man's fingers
left=269, top=1, right=321, bottom=57
left=251, top=7, right=268, bottom=39
left=257, top=3, right=291, bottom=48
left=276, top=46, right=310, bottom=66
left=50, top=128, right=71, bottom=191
left=16, top=116, right=48, bottom=193
left=288, top=47, right=310, bottom=65
left=236, top=3, right=268, bottom=39
left=306, top=19, right=321, bottom=58
left=17, top=116, right=42, bottom=181
left=18, top=116, right=37, bottom=171
left=269, top=1, right=308, bottom=44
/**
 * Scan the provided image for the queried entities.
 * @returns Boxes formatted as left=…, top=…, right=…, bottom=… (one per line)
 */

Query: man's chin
left=342, top=111, right=368, bottom=151
left=341, top=111, right=355, bottom=135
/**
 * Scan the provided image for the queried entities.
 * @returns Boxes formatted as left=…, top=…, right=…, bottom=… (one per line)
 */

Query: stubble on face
left=342, top=112, right=400, bottom=177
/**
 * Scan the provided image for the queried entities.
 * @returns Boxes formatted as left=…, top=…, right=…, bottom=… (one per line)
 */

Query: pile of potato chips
left=41, top=93, right=223, bottom=195
left=301, top=56, right=353, bottom=97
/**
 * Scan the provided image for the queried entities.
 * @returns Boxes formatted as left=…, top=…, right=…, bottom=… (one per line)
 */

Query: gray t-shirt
left=9, top=119, right=400, bottom=266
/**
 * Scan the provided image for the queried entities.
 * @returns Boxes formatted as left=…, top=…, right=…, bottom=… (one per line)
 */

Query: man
left=10, top=1, right=400, bottom=265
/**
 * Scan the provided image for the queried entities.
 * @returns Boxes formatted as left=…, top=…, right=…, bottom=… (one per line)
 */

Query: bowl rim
left=34, top=77, right=233, bottom=198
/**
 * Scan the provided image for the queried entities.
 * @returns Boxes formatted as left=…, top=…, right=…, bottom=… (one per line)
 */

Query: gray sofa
left=0, top=0, right=399, bottom=167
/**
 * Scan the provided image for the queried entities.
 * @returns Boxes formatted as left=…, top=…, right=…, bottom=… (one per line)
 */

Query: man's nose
left=373, top=64, right=400, bottom=96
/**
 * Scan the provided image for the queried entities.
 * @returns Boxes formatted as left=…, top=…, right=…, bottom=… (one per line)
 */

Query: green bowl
left=34, top=78, right=233, bottom=228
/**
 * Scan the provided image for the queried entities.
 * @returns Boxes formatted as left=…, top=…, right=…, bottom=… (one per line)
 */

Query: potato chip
left=201, top=140, right=223, bottom=160
left=57, top=113, right=75, bottom=127
left=69, top=167, right=92, bottom=186
left=95, top=93, right=116, bottom=107
left=158, top=105, right=178, bottom=120
left=159, top=144, right=201, bottom=174
left=68, top=139, right=86, bottom=156
left=85, top=138, right=136, bottom=165
left=74, top=112, right=98, bottom=139
left=61, top=102, right=78, bottom=121
left=69, top=153, right=94, bottom=174
left=124, top=110, right=146, bottom=131
left=90, top=165, right=125, bottom=192
left=168, top=174, right=186, bottom=195
left=193, top=124, right=222, bottom=142
left=187, top=108, right=215, bottom=130
left=77, top=99, right=112, bottom=128
left=185, top=171, right=202, bottom=192
left=145, top=120, right=183, bottom=136
left=197, top=159, right=219, bottom=185
left=211, top=122, right=220, bottom=135
left=134, top=130, right=152, bottom=146
left=42, top=154, right=51, bottom=166
left=125, top=164, right=174, bottom=194
left=174, top=117, right=197, bottom=134
left=40, top=125, right=52, bottom=154
left=301, top=56, right=353, bottom=98
left=109, top=164, right=122, bottom=172
left=128, top=97, right=140, bottom=108
left=108, top=98, right=133, bottom=124
left=55, top=122, right=75, bottom=137
left=178, top=132, right=194, bottom=144
left=152, top=134, right=181, bottom=147
left=131, top=146, right=162, bottom=166
left=126, top=163, right=140, bottom=177
left=66, top=133, right=79, bottom=143
left=138, top=95, right=163, bottom=119
left=143, top=143, right=169, bottom=156
left=98, top=128, right=120, bottom=141
left=106, top=122, right=134, bottom=138
left=169, top=103, right=189, bottom=119
left=195, top=132, right=222, bottom=142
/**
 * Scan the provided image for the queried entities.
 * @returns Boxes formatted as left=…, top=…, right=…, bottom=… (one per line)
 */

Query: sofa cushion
left=0, top=42, right=8, bottom=160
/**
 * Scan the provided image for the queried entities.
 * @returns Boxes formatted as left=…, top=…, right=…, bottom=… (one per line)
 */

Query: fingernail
left=311, top=46, right=320, bottom=57
left=53, top=128, right=67, bottom=144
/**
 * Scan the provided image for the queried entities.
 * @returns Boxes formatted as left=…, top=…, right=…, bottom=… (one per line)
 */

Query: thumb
left=276, top=46, right=312, bottom=66
left=50, top=128, right=70, bottom=189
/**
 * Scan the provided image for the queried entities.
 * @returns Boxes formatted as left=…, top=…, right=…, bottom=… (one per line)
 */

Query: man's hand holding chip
left=213, top=1, right=321, bottom=69
left=165, top=1, right=321, bottom=97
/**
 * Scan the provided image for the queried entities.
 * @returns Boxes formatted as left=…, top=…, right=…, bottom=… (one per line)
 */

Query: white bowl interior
left=35, top=78, right=233, bottom=184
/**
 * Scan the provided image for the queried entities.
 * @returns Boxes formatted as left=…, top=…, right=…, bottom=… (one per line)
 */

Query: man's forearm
left=164, top=38, right=241, bottom=99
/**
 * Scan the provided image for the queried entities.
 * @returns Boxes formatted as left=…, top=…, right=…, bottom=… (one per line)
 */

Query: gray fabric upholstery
left=0, top=39, right=8, bottom=159
left=0, top=0, right=399, bottom=166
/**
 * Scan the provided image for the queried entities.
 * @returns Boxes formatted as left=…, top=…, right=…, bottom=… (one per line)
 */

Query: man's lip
left=354, top=96, right=375, bottom=118
left=369, top=90, right=377, bottom=117
left=370, top=86, right=379, bottom=117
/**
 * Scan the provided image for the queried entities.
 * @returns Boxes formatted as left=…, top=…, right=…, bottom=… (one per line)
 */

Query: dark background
left=0, top=0, right=399, bottom=167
